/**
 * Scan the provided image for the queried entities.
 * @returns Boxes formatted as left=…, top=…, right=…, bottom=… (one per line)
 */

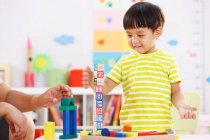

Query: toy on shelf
left=59, top=98, right=78, bottom=139
left=24, top=36, right=34, bottom=87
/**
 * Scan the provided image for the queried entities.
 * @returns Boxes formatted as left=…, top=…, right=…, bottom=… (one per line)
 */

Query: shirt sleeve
left=169, top=56, right=182, bottom=84
left=106, top=57, right=123, bottom=85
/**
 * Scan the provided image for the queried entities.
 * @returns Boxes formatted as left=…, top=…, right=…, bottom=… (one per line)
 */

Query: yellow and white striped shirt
left=106, top=50, right=181, bottom=131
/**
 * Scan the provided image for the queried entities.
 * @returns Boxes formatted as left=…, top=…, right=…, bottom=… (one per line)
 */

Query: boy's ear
left=154, top=26, right=163, bottom=38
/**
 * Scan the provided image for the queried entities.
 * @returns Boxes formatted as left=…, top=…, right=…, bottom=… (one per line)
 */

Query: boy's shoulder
left=119, top=52, right=136, bottom=61
left=158, top=50, right=174, bottom=58
left=122, top=52, right=134, bottom=58
left=122, top=50, right=175, bottom=57
left=119, top=50, right=176, bottom=62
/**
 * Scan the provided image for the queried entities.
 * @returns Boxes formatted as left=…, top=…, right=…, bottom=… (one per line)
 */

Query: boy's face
left=125, top=27, right=162, bottom=54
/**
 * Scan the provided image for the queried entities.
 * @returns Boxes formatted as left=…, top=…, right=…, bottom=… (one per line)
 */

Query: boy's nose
left=131, top=36, right=139, bottom=44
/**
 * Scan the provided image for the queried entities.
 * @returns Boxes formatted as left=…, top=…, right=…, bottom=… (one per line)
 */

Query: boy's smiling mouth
left=133, top=45, right=143, bottom=48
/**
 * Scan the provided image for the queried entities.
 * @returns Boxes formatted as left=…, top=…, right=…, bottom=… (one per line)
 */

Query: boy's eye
left=127, top=35, right=132, bottom=38
left=138, top=35, right=144, bottom=37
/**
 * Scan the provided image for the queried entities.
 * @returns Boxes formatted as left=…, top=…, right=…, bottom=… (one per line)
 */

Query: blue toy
left=101, top=128, right=110, bottom=136
left=59, top=98, right=77, bottom=139
left=114, top=132, right=126, bottom=138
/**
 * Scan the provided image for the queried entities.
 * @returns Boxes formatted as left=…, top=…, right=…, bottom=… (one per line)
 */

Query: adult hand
left=33, top=85, right=72, bottom=108
left=4, top=103, right=27, bottom=140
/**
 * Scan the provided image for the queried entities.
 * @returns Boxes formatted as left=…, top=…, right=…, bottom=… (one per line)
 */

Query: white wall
left=0, top=0, right=209, bottom=113
left=0, top=0, right=93, bottom=86
left=204, top=0, right=210, bottom=113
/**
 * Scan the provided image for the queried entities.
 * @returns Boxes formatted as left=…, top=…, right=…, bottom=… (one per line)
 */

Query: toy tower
left=59, top=98, right=77, bottom=139
left=93, top=64, right=104, bottom=134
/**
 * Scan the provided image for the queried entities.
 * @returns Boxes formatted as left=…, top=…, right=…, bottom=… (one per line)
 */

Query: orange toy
left=123, top=124, right=132, bottom=132
left=69, top=69, right=84, bottom=87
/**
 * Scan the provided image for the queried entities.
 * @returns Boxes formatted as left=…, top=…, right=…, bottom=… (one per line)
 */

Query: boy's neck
left=143, top=46, right=157, bottom=54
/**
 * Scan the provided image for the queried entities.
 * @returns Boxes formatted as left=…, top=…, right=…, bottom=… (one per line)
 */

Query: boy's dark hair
left=123, top=2, right=165, bottom=31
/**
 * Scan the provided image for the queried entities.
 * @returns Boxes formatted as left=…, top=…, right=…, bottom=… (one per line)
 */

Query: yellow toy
left=44, top=122, right=55, bottom=139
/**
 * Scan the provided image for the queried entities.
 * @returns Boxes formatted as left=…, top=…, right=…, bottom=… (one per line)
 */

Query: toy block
left=59, top=106, right=77, bottom=110
left=138, top=131, right=167, bottom=136
left=114, top=132, right=126, bottom=138
left=60, top=135, right=78, bottom=139
left=97, top=71, right=104, bottom=78
left=101, top=128, right=110, bottom=136
left=94, top=64, right=98, bottom=71
left=96, top=130, right=102, bottom=135
left=59, top=98, right=75, bottom=106
left=150, top=132, right=167, bottom=135
left=96, top=100, right=103, bottom=107
left=97, top=78, right=104, bottom=85
left=59, top=98, right=78, bottom=139
left=96, top=93, right=103, bottom=100
left=138, top=131, right=156, bottom=136
left=80, top=131, right=92, bottom=136
left=110, top=131, right=116, bottom=137
left=95, top=85, right=103, bottom=92
left=44, top=122, right=55, bottom=139
left=96, top=115, right=103, bottom=122
left=62, top=110, right=76, bottom=135
left=125, top=132, right=138, bottom=137
left=96, top=107, right=103, bottom=114
left=123, top=124, right=132, bottom=132
left=96, top=122, right=103, bottom=129
left=94, top=78, right=97, bottom=85
left=97, top=64, right=104, bottom=71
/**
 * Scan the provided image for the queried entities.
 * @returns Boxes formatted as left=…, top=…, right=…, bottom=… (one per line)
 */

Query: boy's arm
left=171, top=82, right=186, bottom=109
left=171, top=82, right=196, bottom=119
left=103, top=77, right=118, bottom=95
left=82, top=66, right=118, bottom=94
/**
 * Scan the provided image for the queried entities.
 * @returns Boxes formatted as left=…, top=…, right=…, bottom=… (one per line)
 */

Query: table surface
left=36, top=134, right=210, bottom=140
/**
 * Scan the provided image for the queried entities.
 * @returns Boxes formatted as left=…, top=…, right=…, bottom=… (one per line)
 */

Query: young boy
left=82, top=2, right=197, bottom=131
left=0, top=78, right=72, bottom=140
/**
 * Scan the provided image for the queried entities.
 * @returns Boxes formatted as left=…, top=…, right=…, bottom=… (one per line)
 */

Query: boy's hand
left=33, top=85, right=72, bottom=108
left=82, top=66, right=94, bottom=89
left=178, top=105, right=197, bottom=119
left=4, top=103, right=27, bottom=139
